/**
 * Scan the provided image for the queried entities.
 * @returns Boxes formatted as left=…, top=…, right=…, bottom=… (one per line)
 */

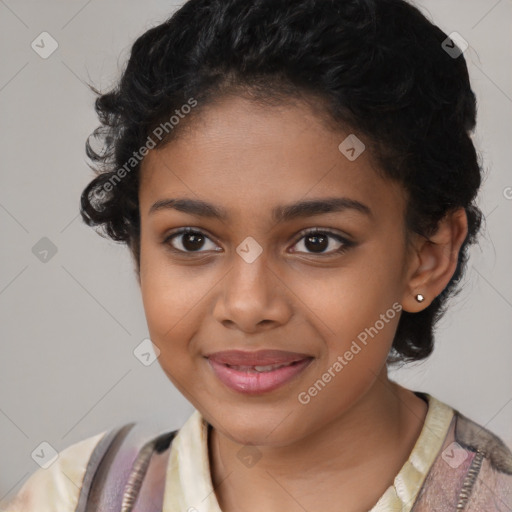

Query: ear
left=401, top=208, right=468, bottom=313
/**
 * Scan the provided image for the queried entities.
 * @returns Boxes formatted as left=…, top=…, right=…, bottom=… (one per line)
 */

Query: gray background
left=1, top=0, right=511, bottom=501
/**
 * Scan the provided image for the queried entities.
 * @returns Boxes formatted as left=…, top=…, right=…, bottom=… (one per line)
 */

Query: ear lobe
left=401, top=208, right=468, bottom=313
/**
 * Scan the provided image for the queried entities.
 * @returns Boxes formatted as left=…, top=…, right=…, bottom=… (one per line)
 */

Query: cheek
left=141, top=275, right=200, bottom=346
left=286, top=253, right=404, bottom=399
left=139, top=246, right=198, bottom=353
left=290, top=258, right=402, bottom=341
left=140, top=268, right=202, bottom=393
left=139, top=251, right=225, bottom=385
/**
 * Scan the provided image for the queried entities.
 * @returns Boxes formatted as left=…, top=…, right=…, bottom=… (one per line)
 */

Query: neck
left=208, top=376, right=428, bottom=512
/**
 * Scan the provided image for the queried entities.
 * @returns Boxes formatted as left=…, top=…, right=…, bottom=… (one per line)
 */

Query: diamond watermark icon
left=442, top=32, right=468, bottom=59
left=31, top=32, right=59, bottom=59
left=31, top=441, right=59, bottom=469
left=441, top=441, right=469, bottom=468
left=236, top=236, right=263, bottom=263
left=133, top=338, right=161, bottom=366
left=338, top=134, right=366, bottom=161
left=237, top=445, right=262, bottom=468
left=32, top=237, right=58, bottom=263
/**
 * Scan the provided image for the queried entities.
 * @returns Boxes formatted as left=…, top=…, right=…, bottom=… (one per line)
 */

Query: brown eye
left=291, top=229, right=353, bottom=256
left=164, top=228, right=220, bottom=253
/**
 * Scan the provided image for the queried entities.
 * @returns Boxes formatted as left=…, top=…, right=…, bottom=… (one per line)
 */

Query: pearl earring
left=415, top=293, right=425, bottom=303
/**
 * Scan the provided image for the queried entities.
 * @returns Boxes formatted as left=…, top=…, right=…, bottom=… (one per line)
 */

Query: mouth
left=205, top=349, right=313, bottom=366
left=205, top=350, right=314, bottom=394
left=224, top=360, right=303, bottom=372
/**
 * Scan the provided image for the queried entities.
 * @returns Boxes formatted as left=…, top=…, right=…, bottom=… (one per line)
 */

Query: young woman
left=4, top=0, right=511, bottom=510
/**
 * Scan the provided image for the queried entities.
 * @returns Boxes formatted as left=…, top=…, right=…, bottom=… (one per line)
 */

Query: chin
left=210, top=407, right=308, bottom=448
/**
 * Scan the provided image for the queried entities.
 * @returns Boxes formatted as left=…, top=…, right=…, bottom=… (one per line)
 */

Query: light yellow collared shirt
left=163, top=392, right=454, bottom=511
left=2, top=393, right=455, bottom=511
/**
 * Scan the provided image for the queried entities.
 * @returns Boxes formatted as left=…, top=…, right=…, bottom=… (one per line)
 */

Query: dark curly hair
left=80, top=0, right=483, bottom=367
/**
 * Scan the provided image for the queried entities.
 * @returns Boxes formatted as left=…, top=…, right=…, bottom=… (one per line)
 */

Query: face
left=138, top=94, right=414, bottom=447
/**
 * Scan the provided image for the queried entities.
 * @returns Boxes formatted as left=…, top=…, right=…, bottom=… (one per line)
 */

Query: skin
left=137, top=94, right=468, bottom=511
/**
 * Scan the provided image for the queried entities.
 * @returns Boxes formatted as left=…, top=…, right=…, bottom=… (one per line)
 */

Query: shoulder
left=454, top=411, right=512, bottom=474
left=412, top=395, right=512, bottom=510
left=452, top=411, right=512, bottom=510
left=1, top=430, right=108, bottom=512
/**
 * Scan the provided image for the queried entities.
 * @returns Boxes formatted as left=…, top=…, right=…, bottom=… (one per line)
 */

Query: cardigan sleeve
left=410, top=410, right=512, bottom=511
left=1, top=431, right=106, bottom=512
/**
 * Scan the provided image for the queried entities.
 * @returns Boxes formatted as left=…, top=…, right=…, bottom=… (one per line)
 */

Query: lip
left=205, top=350, right=314, bottom=395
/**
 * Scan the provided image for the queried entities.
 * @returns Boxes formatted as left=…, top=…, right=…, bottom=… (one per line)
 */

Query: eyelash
left=162, top=227, right=354, bottom=257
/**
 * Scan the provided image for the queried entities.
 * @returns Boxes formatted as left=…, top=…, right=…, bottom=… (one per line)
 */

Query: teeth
left=228, top=361, right=296, bottom=372
left=254, top=364, right=283, bottom=372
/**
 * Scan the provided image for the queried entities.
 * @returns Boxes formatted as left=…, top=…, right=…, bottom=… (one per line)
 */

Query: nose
left=212, top=253, right=293, bottom=334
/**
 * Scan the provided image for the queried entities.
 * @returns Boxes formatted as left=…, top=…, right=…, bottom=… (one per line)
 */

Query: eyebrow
left=148, top=196, right=372, bottom=222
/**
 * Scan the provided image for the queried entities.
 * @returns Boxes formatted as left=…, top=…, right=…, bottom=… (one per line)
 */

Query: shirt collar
left=163, top=392, right=454, bottom=512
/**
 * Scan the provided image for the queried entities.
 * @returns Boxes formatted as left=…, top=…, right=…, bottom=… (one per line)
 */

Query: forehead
left=139, top=95, right=406, bottom=224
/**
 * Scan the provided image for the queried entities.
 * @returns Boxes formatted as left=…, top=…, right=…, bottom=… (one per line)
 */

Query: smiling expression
left=138, top=94, right=416, bottom=446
